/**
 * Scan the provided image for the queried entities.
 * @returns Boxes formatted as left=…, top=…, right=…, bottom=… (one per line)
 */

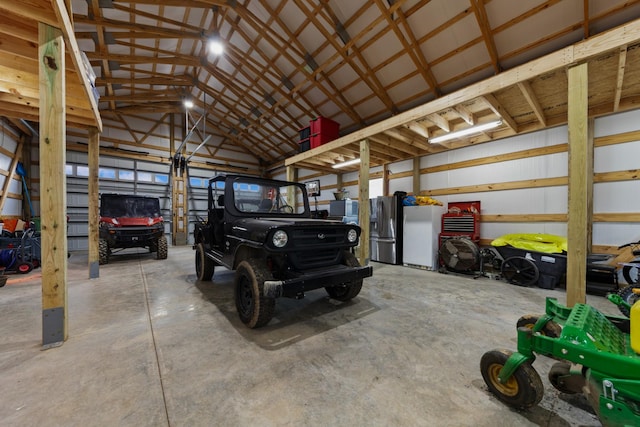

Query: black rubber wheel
left=617, top=285, right=640, bottom=317
left=99, top=238, right=109, bottom=265
left=548, top=362, right=580, bottom=394
left=195, top=243, right=215, bottom=281
left=480, top=349, right=544, bottom=409
left=501, top=256, right=539, bottom=286
left=622, top=261, right=640, bottom=285
left=516, top=314, right=562, bottom=338
left=156, top=235, right=168, bottom=260
left=234, top=260, right=275, bottom=328
left=325, top=251, right=363, bottom=301
left=16, top=262, right=33, bottom=274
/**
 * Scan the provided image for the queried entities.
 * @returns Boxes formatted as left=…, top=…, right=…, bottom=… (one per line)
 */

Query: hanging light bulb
left=209, top=39, right=224, bottom=55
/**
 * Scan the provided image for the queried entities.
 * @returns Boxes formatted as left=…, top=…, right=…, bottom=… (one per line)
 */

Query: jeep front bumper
left=263, top=264, right=373, bottom=298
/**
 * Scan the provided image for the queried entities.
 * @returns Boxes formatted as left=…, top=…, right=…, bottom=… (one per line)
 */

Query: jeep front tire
left=325, top=251, right=363, bottom=301
left=234, top=260, right=275, bottom=328
left=195, top=242, right=215, bottom=281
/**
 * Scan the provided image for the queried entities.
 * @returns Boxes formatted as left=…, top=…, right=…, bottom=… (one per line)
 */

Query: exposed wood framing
left=566, top=62, right=591, bottom=307
left=39, top=22, right=68, bottom=347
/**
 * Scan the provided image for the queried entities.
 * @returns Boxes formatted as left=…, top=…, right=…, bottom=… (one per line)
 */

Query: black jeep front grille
left=290, top=228, right=345, bottom=245
left=287, top=227, right=348, bottom=269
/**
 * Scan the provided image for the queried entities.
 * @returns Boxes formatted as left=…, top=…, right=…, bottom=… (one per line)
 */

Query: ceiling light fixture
left=183, top=99, right=194, bottom=109
left=332, top=158, right=361, bottom=169
left=429, top=120, right=502, bottom=144
left=209, top=39, right=224, bottom=55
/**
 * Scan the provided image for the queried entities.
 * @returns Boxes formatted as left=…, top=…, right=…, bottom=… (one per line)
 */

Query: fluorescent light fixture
left=332, top=158, right=361, bottom=169
left=183, top=99, right=194, bottom=109
left=209, top=39, right=224, bottom=55
left=429, top=120, right=502, bottom=144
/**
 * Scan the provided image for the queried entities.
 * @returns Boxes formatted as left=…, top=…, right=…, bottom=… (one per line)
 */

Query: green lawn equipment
left=480, top=296, right=640, bottom=427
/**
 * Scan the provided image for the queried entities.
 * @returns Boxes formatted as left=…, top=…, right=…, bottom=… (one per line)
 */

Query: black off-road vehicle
left=193, top=174, right=372, bottom=328
left=99, top=193, right=168, bottom=264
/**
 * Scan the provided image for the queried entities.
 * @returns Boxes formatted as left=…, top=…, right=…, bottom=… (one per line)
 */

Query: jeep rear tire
left=99, top=238, right=109, bottom=265
left=325, top=251, right=363, bottom=301
left=156, top=235, right=168, bottom=260
left=195, top=242, right=215, bottom=281
left=234, top=260, right=275, bottom=328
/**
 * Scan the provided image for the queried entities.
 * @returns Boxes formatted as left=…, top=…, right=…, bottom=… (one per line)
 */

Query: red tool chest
left=438, top=201, right=481, bottom=245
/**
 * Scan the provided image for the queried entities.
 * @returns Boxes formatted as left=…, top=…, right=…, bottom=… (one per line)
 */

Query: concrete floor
left=0, top=245, right=619, bottom=426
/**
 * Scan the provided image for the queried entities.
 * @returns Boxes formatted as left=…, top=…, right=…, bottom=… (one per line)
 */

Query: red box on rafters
left=310, top=116, right=339, bottom=149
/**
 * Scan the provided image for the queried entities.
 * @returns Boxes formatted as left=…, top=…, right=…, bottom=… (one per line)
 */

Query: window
left=155, top=174, right=169, bottom=184
left=77, top=166, right=89, bottom=177
left=99, top=168, right=116, bottom=179
left=137, top=171, right=153, bottom=182
left=119, top=170, right=135, bottom=180
left=189, top=177, right=203, bottom=187
left=65, top=164, right=74, bottom=175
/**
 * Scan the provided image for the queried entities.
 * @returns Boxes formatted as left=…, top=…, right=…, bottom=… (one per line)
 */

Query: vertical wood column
left=413, top=157, right=420, bottom=194
left=566, top=62, right=592, bottom=307
left=171, top=114, right=188, bottom=245
left=39, top=23, right=68, bottom=347
left=382, top=164, right=389, bottom=196
left=87, top=127, right=99, bottom=278
left=286, top=165, right=297, bottom=207
left=358, top=139, right=370, bottom=266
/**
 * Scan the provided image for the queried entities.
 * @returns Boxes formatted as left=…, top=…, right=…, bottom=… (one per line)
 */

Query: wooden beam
left=482, top=94, right=518, bottom=132
left=566, top=62, right=590, bottom=307
left=358, top=139, right=370, bottom=266
left=517, top=81, right=546, bottom=127
left=287, top=19, right=640, bottom=168
left=613, top=46, right=627, bottom=112
left=51, top=0, right=102, bottom=131
left=39, top=22, right=68, bottom=347
left=87, top=127, right=99, bottom=279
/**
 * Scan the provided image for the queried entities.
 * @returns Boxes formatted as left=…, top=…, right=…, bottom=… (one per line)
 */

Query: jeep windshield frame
left=209, top=175, right=311, bottom=218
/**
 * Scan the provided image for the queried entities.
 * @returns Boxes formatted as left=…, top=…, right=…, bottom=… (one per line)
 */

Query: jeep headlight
left=272, top=230, right=289, bottom=248
left=347, top=228, right=358, bottom=243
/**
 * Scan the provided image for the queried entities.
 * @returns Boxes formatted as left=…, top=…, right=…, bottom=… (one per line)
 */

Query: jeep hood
left=231, top=217, right=352, bottom=242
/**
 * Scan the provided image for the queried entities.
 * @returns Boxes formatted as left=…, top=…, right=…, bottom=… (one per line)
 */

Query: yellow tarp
left=491, top=233, right=567, bottom=254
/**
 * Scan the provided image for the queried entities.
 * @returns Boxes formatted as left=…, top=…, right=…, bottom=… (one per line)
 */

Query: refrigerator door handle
left=376, top=237, right=396, bottom=243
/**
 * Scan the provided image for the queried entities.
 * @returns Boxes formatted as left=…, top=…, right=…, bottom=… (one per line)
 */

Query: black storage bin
left=299, top=139, right=310, bottom=152
left=494, top=245, right=567, bottom=288
left=299, top=126, right=311, bottom=140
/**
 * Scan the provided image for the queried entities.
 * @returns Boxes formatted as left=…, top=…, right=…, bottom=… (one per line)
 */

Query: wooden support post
left=358, top=139, right=370, bottom=266
left=39, top=22, right=68, bottom=347
left=171, top=113, right=188, bottom=245
left=566, top=62, right=592, bottom=307
left=87, top=127, right=99, bottom=278
left=413, top=157, right=420, bottom=194
left=286, top=165, right=297, bottom=207
left=382, top=164, right=389, bottom=196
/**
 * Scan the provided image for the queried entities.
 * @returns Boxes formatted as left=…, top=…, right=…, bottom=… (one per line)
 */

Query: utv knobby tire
left=325, top=251, right=363, bottom=301
left=480, top=349, right=544, bottom=409
left=234, top=260, right=275, bottom=328
left=156, top=235, right=168, bottom=260
left=99, top=238, right=109, bottom=265
left=195, top=243, right=215, bottom=281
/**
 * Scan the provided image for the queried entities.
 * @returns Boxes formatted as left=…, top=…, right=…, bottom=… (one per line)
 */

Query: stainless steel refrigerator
left=370, top=195, right=403, bottom=264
